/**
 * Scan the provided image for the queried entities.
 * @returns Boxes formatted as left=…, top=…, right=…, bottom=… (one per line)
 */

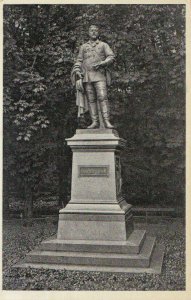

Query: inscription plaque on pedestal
left=78, top=165, right=109, bottom=177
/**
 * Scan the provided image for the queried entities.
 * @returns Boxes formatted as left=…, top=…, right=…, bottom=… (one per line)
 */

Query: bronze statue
left=71, top=25, right=115, bottom=129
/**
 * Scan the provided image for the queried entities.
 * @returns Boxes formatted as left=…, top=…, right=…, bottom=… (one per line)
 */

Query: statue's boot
left=100, top=100, right=114, bottom=129
left=87, top=102, right=99, bottom=129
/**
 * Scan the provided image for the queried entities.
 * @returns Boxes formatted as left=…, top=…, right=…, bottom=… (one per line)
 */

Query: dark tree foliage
left=3, top=4, right=185, bottom=218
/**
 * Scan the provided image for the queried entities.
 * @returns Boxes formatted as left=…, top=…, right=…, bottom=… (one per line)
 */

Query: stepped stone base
left=15, top=129, right=164, bottom=274
left=15, top=230, right=164, bottom=274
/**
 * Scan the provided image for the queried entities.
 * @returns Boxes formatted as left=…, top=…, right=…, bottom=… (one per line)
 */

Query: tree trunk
left=3, top=170, right=10, bottom=218
left=24, top=182, right=33, bottom=219
left=3, top=195, right=9, bottom=219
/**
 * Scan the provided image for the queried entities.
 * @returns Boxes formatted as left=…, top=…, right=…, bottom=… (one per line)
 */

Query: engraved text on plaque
left=78, top=166, right=109, bottom=177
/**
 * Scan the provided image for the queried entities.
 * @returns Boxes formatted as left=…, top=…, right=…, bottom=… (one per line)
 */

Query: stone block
left=40, top=230, right=146, bottom=254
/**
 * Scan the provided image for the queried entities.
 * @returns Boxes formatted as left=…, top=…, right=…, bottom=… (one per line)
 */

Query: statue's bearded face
left=89, top=26, right=99, bottom=40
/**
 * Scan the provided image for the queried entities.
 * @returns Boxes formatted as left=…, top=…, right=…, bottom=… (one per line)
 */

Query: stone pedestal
left=57, top=129, right=133, bottom=241
left=17, top=129, right=164, bottom=274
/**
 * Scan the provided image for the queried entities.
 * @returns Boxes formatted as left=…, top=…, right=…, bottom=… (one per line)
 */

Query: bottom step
left=15, top=243, right=164, bottom=274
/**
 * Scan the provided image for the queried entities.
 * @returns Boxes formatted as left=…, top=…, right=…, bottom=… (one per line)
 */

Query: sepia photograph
left=2, top=2, right=187, bottom=292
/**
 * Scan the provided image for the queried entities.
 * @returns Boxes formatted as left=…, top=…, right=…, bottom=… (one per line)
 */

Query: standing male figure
left=71, top=25, right=115, bottom=129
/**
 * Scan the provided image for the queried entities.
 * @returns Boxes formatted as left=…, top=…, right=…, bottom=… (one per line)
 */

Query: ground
left=3, top=217, right=185, bottom=290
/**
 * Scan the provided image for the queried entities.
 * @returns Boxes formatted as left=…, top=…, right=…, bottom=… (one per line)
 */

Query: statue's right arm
left=71, top=45, right=84, bottom=84
left=76, top=45, right=84, bottom=64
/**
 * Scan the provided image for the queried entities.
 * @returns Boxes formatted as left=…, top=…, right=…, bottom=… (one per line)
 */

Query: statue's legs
left=85, top=83, right=99, bottom=129
left=85, top=81, right=114, bottom=129
left=94, top=81, right=114, bottom=129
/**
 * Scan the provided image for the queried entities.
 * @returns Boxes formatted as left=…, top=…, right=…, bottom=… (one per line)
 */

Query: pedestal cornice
left=66, top=129, right=126, bottom=150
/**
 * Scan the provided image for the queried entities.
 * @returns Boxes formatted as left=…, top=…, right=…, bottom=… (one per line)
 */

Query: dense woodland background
left=3, top=4, right=185, bottom=218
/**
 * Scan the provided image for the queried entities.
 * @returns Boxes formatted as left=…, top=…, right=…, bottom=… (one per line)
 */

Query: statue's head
left=88, top=24, right=99, bottom=40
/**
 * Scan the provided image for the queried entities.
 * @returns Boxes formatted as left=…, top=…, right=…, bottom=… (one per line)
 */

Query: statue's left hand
left=93, top=61, right=105, bottom=70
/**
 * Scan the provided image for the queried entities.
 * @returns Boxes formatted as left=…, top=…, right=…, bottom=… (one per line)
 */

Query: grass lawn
left=3, top=217, right=185, bottom=290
